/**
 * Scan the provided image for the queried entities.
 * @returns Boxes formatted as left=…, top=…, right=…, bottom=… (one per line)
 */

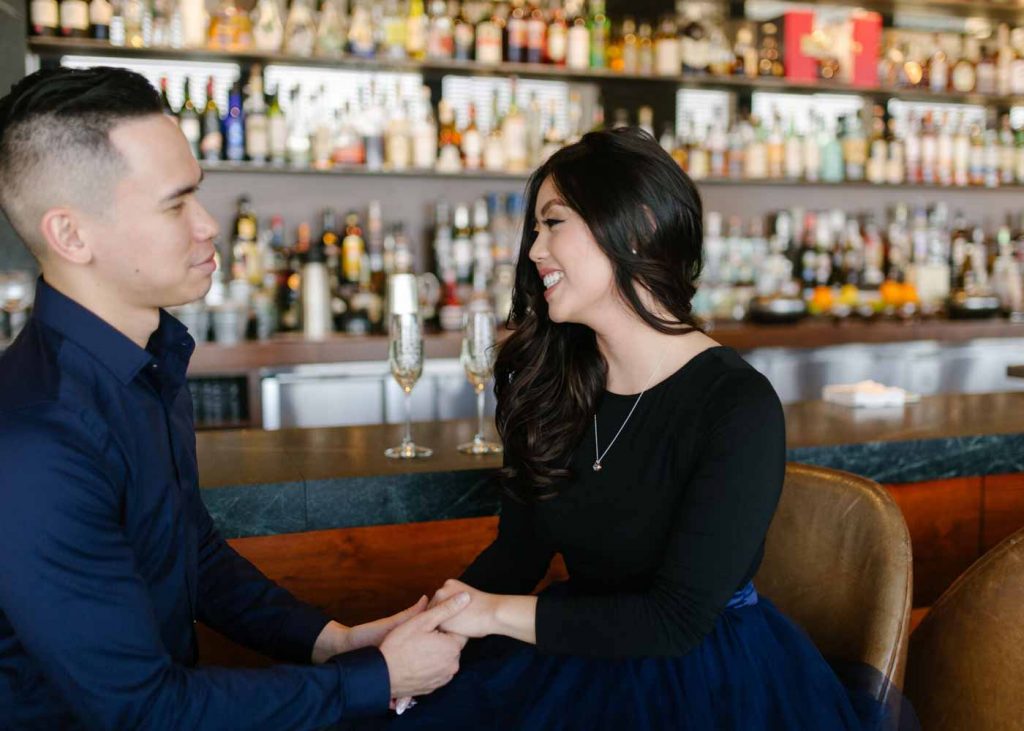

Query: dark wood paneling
left=884, top=477, right=983, bottom=607
left=982, top=473, right=1024, bottom=552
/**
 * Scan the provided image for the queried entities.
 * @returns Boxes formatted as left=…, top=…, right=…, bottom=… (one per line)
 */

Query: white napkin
left=822, top=381, right=919, bottom=408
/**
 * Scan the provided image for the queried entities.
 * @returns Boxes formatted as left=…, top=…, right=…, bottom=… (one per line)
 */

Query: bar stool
left=756, top=463, right=913, bottom=707
left=904, top=526, right=1024, bottom=730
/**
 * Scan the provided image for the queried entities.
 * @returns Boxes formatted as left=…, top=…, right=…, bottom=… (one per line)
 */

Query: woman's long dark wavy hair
left=494, top=127, right=705, bottom=499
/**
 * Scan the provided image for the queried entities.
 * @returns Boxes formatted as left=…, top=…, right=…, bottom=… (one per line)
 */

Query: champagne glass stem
left=403, top=388, right=413, bottom=446
left=475, top=386, right=486, bottom=442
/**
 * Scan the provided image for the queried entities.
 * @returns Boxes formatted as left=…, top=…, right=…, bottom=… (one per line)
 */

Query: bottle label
left=60, top=0, right=89, bottom=29
left=32, top=0, right=58, bottom=27
left=547, top=25, right=567, bottom=62
left=246, top=115, right=269, bottom=159
left=201, top=131, right=223, bottom=160
left=89, top=0, right=111, bottom=25
left=655, top=38, right=680, bottom=76
left=566, top=26, right=589, bottom=69
left=476, top=23, right=502, bottom=64
left=180, top=117, right=201, bottom=145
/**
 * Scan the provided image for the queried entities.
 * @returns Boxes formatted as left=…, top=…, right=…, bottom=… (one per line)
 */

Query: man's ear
left=39, top=207, right=93, bottom=266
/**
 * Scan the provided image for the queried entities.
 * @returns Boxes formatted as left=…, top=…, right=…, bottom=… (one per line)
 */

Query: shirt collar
left=31, top=276, right=195, bottom=386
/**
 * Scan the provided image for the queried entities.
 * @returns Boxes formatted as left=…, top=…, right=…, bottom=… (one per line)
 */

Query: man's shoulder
left=0, top=317, right=63, bottom=413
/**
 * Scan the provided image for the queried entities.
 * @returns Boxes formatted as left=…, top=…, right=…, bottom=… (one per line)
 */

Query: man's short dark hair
left=0, top=67, right=163, bottom=255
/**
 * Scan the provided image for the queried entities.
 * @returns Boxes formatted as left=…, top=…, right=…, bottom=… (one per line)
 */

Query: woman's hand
left=428, top=579, right=501, bottom=638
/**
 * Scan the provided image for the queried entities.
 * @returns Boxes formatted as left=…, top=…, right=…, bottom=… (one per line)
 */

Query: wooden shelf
left=29, top=37, right=1024, bottom=107
left=198, top=162, right=1024, bottom=192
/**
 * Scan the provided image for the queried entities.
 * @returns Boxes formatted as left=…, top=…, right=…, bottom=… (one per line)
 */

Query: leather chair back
left=904, top=527, right=1024, bottom=731
left=756, top=463, right=913, bottom=702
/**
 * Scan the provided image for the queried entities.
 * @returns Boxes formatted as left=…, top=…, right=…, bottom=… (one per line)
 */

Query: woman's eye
left=542, top=218, right=563, bottom=229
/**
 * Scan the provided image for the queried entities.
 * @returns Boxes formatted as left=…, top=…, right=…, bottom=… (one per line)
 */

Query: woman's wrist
left=492, top=595, right=539, bottom=644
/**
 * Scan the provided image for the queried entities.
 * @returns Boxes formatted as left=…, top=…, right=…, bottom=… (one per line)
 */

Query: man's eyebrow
left=160, top=169, right=205, bottom=204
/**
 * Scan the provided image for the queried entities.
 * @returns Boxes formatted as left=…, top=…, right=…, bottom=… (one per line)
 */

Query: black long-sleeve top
left=461, top=346, right=786, bottom=659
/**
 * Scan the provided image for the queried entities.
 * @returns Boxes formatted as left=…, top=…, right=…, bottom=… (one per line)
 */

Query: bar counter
left=198, top=391, right=1024, bottom=540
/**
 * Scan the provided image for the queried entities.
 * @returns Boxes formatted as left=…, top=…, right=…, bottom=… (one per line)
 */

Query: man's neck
left=43, top=270, right=160, bottom=349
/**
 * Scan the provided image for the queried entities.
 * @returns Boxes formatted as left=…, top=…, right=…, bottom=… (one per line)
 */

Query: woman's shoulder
left=679, top=346, right=783, bottom=421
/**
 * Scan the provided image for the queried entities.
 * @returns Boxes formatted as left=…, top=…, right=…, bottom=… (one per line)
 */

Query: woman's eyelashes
left=541, top=218, right=563, bottom=229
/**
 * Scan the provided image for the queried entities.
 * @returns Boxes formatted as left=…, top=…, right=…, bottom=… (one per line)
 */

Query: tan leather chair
left=904, top=527, right=1024, bottom=731
left=756, top=463, right=913, bottom=705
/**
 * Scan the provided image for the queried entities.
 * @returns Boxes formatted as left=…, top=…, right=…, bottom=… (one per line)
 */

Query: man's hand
left=379, top=591, right=470, bottom=698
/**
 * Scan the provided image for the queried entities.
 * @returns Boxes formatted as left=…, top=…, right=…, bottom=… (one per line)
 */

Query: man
left=0, top=67, right=468, bottom=729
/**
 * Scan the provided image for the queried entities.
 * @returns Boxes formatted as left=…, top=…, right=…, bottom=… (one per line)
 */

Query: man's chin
left=162, top=277, right=212, bottom=309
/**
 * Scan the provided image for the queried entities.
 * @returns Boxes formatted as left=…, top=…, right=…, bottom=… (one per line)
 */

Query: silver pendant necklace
left=593, top=350, right=669, bottom=472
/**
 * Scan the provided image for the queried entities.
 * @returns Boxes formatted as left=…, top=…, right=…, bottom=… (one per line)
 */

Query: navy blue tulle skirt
left=352, top=582, right=915, bottom=731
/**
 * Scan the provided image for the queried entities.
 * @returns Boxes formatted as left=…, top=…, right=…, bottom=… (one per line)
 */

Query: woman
left=392, top=128, right=897, bottom=729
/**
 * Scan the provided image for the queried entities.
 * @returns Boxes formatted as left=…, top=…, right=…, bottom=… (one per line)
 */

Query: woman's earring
left=631, top=248, right=638, bottom=255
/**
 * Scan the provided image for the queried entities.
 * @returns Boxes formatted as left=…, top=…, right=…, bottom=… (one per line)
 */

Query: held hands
left=311, top=599, right=432, bottom=663
left=428, top=579, right=500, bottom=639
left=379, top=591, right=471, bottom=699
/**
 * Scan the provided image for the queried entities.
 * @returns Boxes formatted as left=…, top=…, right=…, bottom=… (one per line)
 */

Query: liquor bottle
left=636, top=21, right=654, bottom=74
left=865, top=108, right=886, bottom=185
left=1011, top=27, right=1024, bottom=95
left=653, top=14, right=679, bottom=76
left=619, top=16, right=637, bottom=73
left=385, top=100, right=412, bottom=171
left=250, top=0, right=283, bottom=50
left=539, top=98, right=563, bottom=162
left=546, top=4, right=568, bottom=65
left=766, top=113, right=784, bottom=179
left=802, top=112, right=821, bottom=183
left=951, top=38, right=978, bottom=93
left=997, top=24, right=1014, bottom=96
left=952, top=114, right=970, bottom=187
left=208, top=0, right=252, bottom=50
left=266, top=87, right=288, bottom=165
left=484, top=91, right=507, bottom=171
left=820, top=118, right=844, bottom=183
left=976, top=42, right=997, bottom=96
left=565, top=0, right=590, bottom=69
left=231, top=196, right=259, bottom=283
left=381, top=0, right=406, bottom=59
left=507, top=0, right=528, bottom=63
left=919, top=111, right=937, bottom=185
left=475, top=7, right=504, bottom=64
left=244, top=65, right=269, bottom=164
left=732, top=24, right=757, bottom=78
left=31, top=0, right=59, bottom=35
left=315, top=0, right=346, bottom=57
left=223, top=81, right=246, bottom=162
left=502, top=82, right=529, bottom=172
left=903, top=112, right=921, bottom=185
left=178, top=78, right=202, bottom=158
left=784, top=117, right=803, bottom=181
left=412, top=86, right=438, bottom=169
left=59, top=0, right=89, bottom=36
left=451, top=203, right=474, bottom=287
left=453, top=5, right=474, bottom=60
left=462, top=102, right=483, bottom=170
left=525, top=1, right=546, bottom=64
left=999, top=114, right=1015, bottom=185
left=936, top=112, right=954, bottom=187
left=406, top=0, right=428, bottom=60
left=436, top=99, right=463, bottom=173
left=928, top=34, right=949, bottom=93
left=302, top=231, right=332, bottom=340
left=159, top=76, right=176, bottom=118
left=362, top=85, right=386, bottom=172
left=283, top=0, right=316, bottom=56
left=89, top=0, right=112, bottom=39
left=588, top=0, right=610, bottom=70
left=680, top=4, right=709, bottom=75
left=286, top=86, right=311, bottom=167
left=200, top=77, right=223, bottom=162
left=426, top=0, right=453, bottom=59
left=330, top=101, right=362, bottom=165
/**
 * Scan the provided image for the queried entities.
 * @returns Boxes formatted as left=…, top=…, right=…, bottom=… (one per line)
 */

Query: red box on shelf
left=850, top=11, right=882, bottom=88
left=782, top=10, right=817, bottom=83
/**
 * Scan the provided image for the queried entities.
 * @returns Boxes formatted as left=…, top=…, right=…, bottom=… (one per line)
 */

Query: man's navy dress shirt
left=0, top=279, right=389, bottom=729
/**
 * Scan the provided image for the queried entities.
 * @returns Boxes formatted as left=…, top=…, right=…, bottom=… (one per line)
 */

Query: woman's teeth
left=543, top=272, right=564, bottom=289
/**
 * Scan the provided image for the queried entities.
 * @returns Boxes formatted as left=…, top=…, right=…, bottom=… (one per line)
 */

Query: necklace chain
left=593, top=351, right=669, bottom=472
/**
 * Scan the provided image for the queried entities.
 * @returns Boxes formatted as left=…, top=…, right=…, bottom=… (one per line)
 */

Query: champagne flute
left=458, top=306, right=503, bottom=455
left=385, top=275, right=433, bottom=459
